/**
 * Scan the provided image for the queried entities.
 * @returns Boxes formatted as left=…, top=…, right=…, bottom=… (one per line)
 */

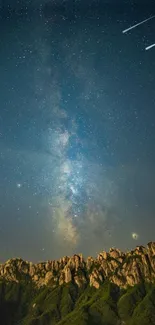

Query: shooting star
left=122, top=15, right=155, bottom=34
left=145, top=43, right=155, bottom=51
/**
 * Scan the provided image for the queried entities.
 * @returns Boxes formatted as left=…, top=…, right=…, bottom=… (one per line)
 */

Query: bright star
left=70, top=185, right=77, bottom=195
left=132, top=232, right=139, bottom=240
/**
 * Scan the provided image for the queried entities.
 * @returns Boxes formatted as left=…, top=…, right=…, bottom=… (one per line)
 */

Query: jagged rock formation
left=1, top=242, right=155, bottom=325
left=1, top=242, right=155, bottom=289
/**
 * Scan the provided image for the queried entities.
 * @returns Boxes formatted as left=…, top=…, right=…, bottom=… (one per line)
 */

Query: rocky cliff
left=1, top=241, right=155, bottom=289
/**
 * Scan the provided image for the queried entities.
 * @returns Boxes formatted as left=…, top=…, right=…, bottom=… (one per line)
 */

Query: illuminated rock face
left=1, top=242, right=155, bottom=289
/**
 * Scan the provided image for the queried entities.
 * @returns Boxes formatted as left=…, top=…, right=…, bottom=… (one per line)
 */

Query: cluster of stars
left=0, top=0, right=155, bottom=262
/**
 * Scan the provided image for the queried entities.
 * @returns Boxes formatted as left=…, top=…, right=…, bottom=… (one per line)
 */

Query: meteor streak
left=122, top=15, right=155, bottom=34
left=145, top=43, right=155, bottom=51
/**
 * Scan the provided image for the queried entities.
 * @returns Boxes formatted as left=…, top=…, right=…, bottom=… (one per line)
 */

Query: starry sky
left=0, top=0, right=155, bottom=262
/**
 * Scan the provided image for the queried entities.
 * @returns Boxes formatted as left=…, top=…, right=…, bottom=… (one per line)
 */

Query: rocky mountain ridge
left=1, top=242, right=155, bottom=289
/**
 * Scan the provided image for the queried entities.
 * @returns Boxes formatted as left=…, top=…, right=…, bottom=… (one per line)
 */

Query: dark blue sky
left=0, top=0, right=155, bottom=262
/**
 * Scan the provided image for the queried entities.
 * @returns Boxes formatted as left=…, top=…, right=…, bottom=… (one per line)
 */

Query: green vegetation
left=0, top=279, right=155, bottom=324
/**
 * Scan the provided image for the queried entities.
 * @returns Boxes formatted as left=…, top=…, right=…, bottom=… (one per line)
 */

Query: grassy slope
left=0, top=280, right=155, bottom=325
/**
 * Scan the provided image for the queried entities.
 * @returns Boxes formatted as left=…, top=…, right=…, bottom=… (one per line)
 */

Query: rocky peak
left=147, top=241, right=155, bottom=255
left=1, top=242, right=155, bottom=290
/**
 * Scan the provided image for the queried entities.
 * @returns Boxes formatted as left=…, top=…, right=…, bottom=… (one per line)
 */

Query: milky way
left=0, top=1, right=155, bottom=262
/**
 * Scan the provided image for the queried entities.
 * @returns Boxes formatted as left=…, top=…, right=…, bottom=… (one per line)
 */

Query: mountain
left=1, top=242, right=155, bottom=324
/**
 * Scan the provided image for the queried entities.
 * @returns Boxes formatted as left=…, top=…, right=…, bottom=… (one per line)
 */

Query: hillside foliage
left=0, top=280, right=155, bottom=325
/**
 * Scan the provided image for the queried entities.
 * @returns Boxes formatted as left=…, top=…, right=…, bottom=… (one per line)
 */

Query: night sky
left=0, top=0, right=155, bottom=262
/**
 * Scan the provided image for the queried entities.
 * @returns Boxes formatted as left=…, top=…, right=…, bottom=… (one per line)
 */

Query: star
left=132, top=233, right=139, bottom=240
